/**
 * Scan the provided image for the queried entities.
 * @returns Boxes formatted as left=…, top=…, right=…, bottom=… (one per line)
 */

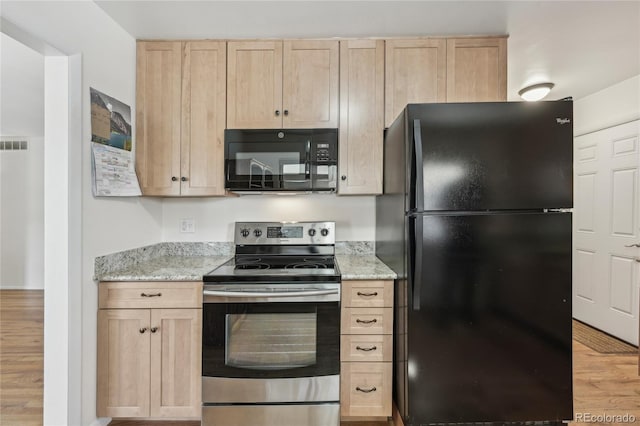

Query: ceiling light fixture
left=518, top=82, right=555, bottom=102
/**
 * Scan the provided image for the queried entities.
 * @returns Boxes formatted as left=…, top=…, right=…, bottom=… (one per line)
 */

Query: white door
left=573, top=119, right=640, bottom=345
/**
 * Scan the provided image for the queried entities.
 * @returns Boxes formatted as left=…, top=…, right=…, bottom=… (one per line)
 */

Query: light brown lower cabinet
left=97, top=282, right=202, bottom=419
left=340, top=280, right=394, bottom=419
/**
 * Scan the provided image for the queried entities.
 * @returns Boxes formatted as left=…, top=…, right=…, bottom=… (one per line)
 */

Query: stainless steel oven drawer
left=202, top=375, right=339, bottom=403
left=202, top=403, right=339, bottom=426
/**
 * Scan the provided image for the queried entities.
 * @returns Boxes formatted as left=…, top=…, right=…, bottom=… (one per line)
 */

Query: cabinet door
left=150, top=309, right=202, bottom=418
left=97, top=309, right=151, bottom=418
left=446, top=37, right=507, bottom=102
left=339, top=40, right=384, bottom=195
left=385, top=39, right=446, bottom=127
left=282, top=40, right=339, bottom=128
left=181, top=41, right=226, bottom=196
left=227, top=41, right=283, bottom=129
left=136, top=41, right=182, bottom=196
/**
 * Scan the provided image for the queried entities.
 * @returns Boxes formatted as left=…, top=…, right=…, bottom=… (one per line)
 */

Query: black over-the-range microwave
left=224, top=129, right=338, bottom=193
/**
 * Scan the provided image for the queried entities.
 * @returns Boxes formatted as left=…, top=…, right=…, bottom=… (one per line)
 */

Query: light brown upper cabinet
left=136, top=41, right=182, bottom=196
left=227, top=40, right=339, bottom=129
left=446, top=37, right=507, bottom=102
left=339, top=40, right=385, bottom=195
left=384, top=39, right=447, bottom=127
left=136, top=41, right=226, bottom=196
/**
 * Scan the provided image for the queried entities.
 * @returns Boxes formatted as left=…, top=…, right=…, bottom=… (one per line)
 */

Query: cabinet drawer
left=99, top=282, right=202, bottom=309
left=340, top=335, right=392, bottom=362
left=342, top=280, right=393, bottom=308
left=341, top=308, right=392, bottom=335
left=340, top=362, right=392, bottom=417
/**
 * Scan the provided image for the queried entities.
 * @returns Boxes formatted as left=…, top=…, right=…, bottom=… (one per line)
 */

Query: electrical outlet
left=179, top=218, right=195, bottom=233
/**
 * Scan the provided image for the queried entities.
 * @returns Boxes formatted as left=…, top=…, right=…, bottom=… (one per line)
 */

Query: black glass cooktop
left=204, top=255, right=340, bottom=283
left=234, top=255, right=335, bottom=270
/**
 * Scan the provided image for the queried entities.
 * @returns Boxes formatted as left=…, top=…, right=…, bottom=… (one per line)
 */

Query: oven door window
left=203, top=302, right=339, bottom=379
left=226, top=312, right=316, bottom=370
left=226, top=141, right=311, bottom=191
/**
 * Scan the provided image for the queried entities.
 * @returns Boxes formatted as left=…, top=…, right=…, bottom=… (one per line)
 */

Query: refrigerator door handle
left=412, top=216, right=423, bottom=311
left=413, top=119, right=424, bottom=212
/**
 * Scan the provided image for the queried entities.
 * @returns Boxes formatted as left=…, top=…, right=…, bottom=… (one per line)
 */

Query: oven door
left=202, top=284, right=340, bottom=404
left=225, top=130, right=312, bottom=192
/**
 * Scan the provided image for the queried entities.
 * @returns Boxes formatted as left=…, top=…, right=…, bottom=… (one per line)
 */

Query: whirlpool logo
left=556, top=118, right=571, bottom=125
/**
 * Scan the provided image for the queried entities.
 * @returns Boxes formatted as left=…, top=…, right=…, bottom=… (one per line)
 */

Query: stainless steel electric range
left=201, top=221, right=340, bottom=426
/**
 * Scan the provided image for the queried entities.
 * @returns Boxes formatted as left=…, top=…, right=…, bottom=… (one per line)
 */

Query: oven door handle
left=203, top=289, right=339, bottom=298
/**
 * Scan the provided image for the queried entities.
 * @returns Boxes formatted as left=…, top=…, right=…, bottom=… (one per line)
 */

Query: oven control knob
left=321, top=228, right=329, bottom=237
left=253, top=229, right=262, bottom=237
left=240, top=228, right=250, bottom=238
left=308, top=229, right=316, bottom=237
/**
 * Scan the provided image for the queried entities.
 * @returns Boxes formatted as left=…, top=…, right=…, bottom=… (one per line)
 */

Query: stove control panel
left=235, top=221, right=335, bottom=245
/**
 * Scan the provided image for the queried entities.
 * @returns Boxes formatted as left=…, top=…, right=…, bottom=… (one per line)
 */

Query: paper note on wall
left=91, top=142, right=142, bottom=196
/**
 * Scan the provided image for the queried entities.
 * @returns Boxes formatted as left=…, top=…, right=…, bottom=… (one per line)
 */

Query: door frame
left=1, top=19, right=83, bottom=425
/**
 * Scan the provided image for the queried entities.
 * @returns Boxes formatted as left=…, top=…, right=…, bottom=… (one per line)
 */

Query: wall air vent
left=0, top=137, right=29, bottom=151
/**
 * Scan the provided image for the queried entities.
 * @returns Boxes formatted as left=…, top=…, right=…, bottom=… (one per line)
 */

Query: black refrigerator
left=376, top=102, right=573, bottom=426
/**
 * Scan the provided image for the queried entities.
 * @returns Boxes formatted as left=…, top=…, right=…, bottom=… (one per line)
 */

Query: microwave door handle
left=306, top=140, right=312, bottom=180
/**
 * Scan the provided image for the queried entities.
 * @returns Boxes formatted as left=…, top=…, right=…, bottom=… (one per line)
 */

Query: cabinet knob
left=139, top=327, right=148, bottom=334
left=171, top=176, right=178, bottom=182
left=275, top=110, right=281, bottom=116
left=181, top=177, right=188, bottom=182
left=150, top=327, right=159, bottom=333
left=341, top=175, right=347, bottom=181
left=283, top=109, right=289, bottom=116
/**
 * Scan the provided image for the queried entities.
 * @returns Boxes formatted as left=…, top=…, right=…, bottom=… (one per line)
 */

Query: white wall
left=1, top=1, right=163, bottom=425
left=162, top=195, right=376, bottom=242
left=0, top=137, right=44, bottom=289
left=0, top=33, right=45, bottom=289
left=0, top=33, right=44, bottom=136
left=574, top=74, right=640, bottom=136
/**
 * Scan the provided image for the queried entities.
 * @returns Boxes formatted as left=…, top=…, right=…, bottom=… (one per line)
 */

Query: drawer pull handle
left=356, top=345, right=377, bottom=352
left=357, top=291, right=378, bottom=297
left=139, top=327, right=148, bottom=334
left=356, top=318, right=377, bottom=324
left=141, top=292, right=162, bottom=297
left=150, top=327, right=159, bottom=333
left=356, top=386, right=377, bottom=393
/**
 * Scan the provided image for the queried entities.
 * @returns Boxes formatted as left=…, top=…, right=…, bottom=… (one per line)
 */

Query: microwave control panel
left=312, top=138, right=337, bottom=165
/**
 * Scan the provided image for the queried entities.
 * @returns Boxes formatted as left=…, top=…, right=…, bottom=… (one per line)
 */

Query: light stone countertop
left=96, top=255, right=232, bottom=282
left=94, top=241, right=396, bottom=282
left=336, top=255, right=397, bottom=280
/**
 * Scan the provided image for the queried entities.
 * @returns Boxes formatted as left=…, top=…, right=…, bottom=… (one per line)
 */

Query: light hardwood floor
left=0, top=290, right=43, bottom=426
left=1, top=290, right=638, bottom=426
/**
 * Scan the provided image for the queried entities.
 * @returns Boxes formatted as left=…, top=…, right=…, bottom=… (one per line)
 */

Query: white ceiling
left=96, top=1, right=640, bottom=101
